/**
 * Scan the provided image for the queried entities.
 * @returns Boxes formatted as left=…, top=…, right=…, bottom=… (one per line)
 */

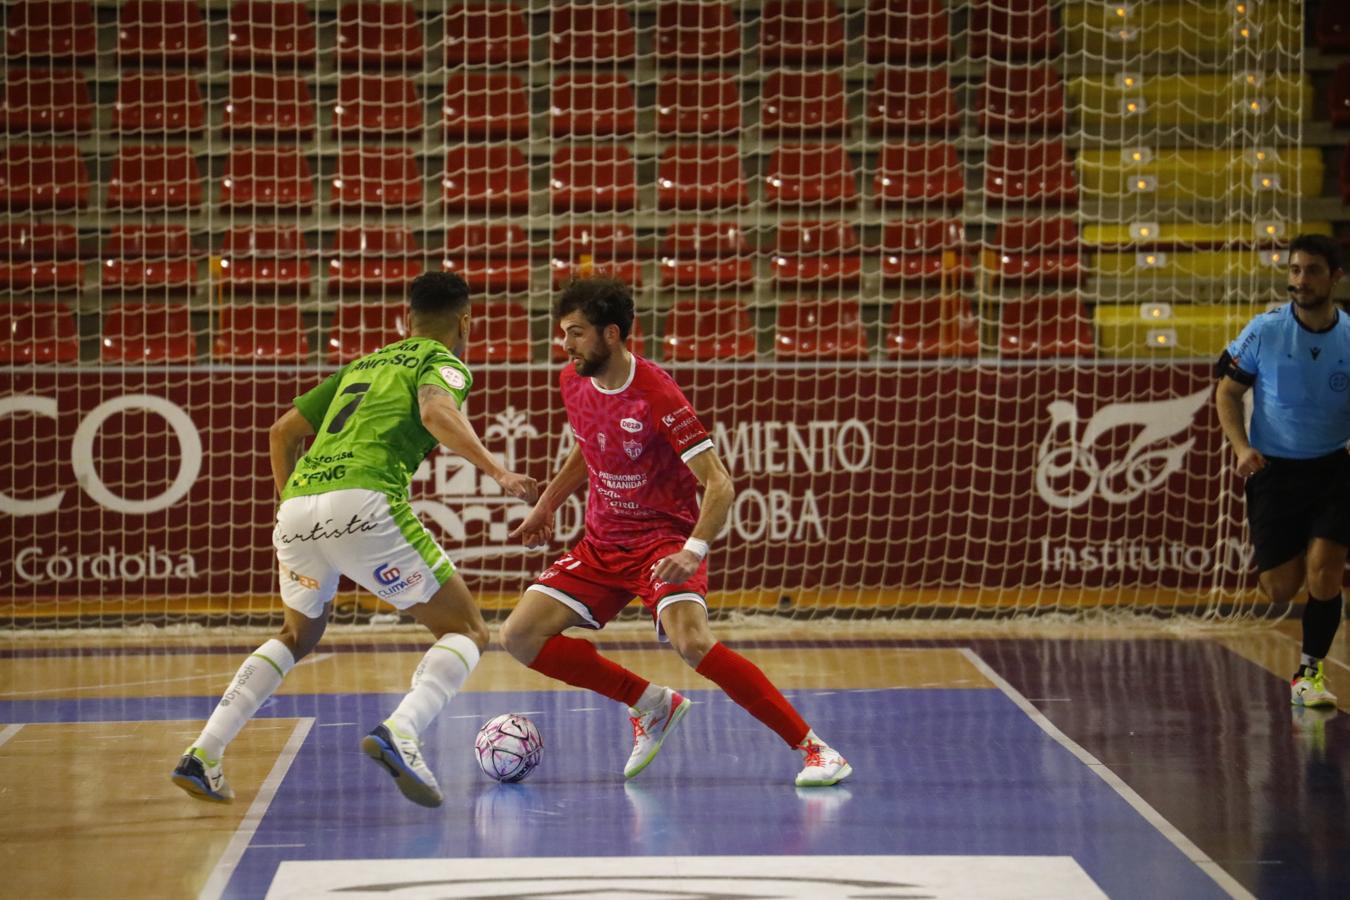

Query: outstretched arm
left=508, top=443, right=588, bottom=547
left=419, top=385, right=538, bottom=502
left=269, top=406, right=316, bottom=496
left=650, top=448, right=734, bottom=585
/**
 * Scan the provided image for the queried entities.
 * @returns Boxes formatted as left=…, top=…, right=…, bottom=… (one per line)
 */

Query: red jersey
left=561, top=355, right=713, bottom=550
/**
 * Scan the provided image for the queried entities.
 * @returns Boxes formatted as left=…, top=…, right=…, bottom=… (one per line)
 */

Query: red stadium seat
left=0, top=143, right=89, bottom=210
left=656, top=73, right=741, bottom=136
left=333, top=75, right=423, bottom=136
left=764, top=143, right=858, bottom=208
left=442, top=145, right=530, bottom=213
left=0, top=222, right=82, bottom=291
left=663, top=297, right=757, bottom=362
left=774, top=298, right=868, bottom=360
left=655, top=2, right=741, bottom=65
left=866, top=0, right=950, bottom=63
left=101, top=225, right=195, bottom=292
left=550, top=223, right=641, bottom=288
left=443, top=223, right=532, bottom=294
left=658, top=223, right=754, bottom=290
left=760, top=1, right=846, bottom=64
left=886, top=295, right=980, bottom=358
left=550, top=74, right=637, bottom=138
left=213, top=305, right=310, bottom=363
left=989, top=217, right=1081, bottom=285
left=113, top=73, right=206, bottom=134
left=444, top=72, right=530, bottom=140
left=222, top=74, right=316, bottom=136
left=4, top=2, right=98, bottom=61
left=331, top=148, right=422, bottom=211
left=108, top=145, right=202, bottom=210
left=444, top=2, right=530, bottom=65
left=117, top=1, right=209, bottom=66
left=0, top=303, right=79, bottom=363
left=228, top=2, right=318, bottom=68
left=978, top=64, right=1066, bottom=134
left=336, top=2, right=424, bottom=68
left=656, top=144, right=749, bottom=210
left=100, top=304, right=197, bottom=363
left=873, top=143, right=964, bottom=207
left=463, top=301, right=533, bottom=364
left=969, top=0, right=1059, bottom=60
left=1317, top=2, right=1350, bottom=53
left=1330, top=62, right=1350, bottom=128
left=0, top=68, right=94, bottom=133
left=551, top=315, right=643, bottom=361
left=220, top=147, right=316, bottom=212
left=220, top=226, right=313, bottom=296
left=771, top=221, right=863, bottom=288
left=760, top=71, right=850, bottom=137
left=984, top=141, right=1077, bottom=205
left=326, top=304, right=408, bottom=363
left=550, top=146, right=637, bottom=213
left=999, top=295, right=1093, bottom=358
left=880, top=219, right=973, bottom=286
left=550, top=4, right=636, bottom=64
left=326, top=226, right=421, bottom=296
left=867, top=68, right=959, bottom=136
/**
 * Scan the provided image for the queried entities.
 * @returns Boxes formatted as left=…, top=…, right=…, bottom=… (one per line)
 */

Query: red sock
left=696, top=642, right=810, bottom=747
left=528, top=635, right=648, bottom=707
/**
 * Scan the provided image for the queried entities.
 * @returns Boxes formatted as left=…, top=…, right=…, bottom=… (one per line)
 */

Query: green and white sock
left=194, top=638, right=295, bottom=760
left=388, top=633, right=480, bottom=737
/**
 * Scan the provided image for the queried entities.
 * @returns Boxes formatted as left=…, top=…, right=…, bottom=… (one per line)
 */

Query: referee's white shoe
left=1291, top=661, right=1338, bottom=708
left=361, top=721, right=444, bottom=808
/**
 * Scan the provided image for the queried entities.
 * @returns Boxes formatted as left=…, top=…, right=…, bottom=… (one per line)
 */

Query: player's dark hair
left=1289, top=233, right=1343, bottom=273
left=554, top=277, right=634, bottom=341
left=409, top=271, right=470, bottom=319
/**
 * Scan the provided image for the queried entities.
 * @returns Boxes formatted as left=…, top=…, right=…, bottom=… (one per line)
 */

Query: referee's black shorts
left=1245, top=449, right=1350, bottom=571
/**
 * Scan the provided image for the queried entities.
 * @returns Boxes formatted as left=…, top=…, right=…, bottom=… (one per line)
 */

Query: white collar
left=590, top=353, right=636, bottom=395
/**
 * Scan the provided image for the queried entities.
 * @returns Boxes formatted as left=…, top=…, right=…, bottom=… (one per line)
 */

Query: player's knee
left=498, top=616, right=543, bottom=665
left=668, top=626, right=716, bottom=667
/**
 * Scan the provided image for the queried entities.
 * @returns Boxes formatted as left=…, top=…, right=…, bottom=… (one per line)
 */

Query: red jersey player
left=504, top=278, right=851, bottom=787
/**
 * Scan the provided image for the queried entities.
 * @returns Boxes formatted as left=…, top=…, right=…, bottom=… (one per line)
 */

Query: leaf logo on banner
left=1034, top=388, right=1211, bottom=510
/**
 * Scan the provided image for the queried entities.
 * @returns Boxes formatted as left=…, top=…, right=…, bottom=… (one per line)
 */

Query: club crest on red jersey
left=623, top=440, right=643, bottom=460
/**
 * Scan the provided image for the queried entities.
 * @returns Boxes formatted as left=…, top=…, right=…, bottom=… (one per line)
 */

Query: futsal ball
left=474, top=713, right=544, bottom=783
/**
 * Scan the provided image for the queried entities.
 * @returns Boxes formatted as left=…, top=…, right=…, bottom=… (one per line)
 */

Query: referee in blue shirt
left=1215, top=233, right=1347, bottom=708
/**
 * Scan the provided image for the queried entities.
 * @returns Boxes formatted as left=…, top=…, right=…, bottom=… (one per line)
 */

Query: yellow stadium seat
left=1068, top=73, right=1311, bottom=130
left=1076, top=148, right=1323, bottom=202
left=1063, top=2, right=1301, bottom=59
left=1084, top=220, right=1333, bottom=248
left=1092, top=249, right=1291, bottom=280
left=1094, top=302, right=1256, bottom=358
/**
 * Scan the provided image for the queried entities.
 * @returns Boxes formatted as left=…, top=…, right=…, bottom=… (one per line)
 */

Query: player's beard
left=1290, top=286, right=1333, bottom=311
left=573, top=343, right=612, bottom=377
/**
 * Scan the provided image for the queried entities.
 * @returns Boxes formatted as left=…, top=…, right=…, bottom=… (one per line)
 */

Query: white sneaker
left=624, top=689, right=691, bottom=778
left=795, top=735, right=852, bottom=787
left=171, top=746, right=235, bottom=802
left=1291, top=662, right=1338, bottom=708
left=361, top=721, right=443, bottom=808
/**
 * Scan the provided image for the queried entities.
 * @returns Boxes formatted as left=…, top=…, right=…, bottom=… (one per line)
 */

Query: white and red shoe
left=795, top=733, right=852, bottom=787
left=624, top=688, right=691, bottom=778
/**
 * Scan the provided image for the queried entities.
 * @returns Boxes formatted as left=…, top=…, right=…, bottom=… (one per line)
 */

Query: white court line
left=959, top=648, right=1256, bottom=900
left=198, top=717, right=314, bottom=900
left=0, top=723, right=23, bottom=748
left=0, top=670, right=236, bottom=698
left=1271, top=630, right=1350, bottom=673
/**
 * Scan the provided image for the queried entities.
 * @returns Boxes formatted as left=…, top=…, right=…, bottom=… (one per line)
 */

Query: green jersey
left=283, top=337, right=472, bottom=501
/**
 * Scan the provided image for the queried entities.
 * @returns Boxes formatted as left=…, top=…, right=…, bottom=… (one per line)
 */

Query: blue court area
left=1, top=681, right=1226, bottom=899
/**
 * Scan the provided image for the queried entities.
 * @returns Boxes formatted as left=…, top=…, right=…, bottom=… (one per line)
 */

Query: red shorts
left=528, top=536, right=708, bottom=639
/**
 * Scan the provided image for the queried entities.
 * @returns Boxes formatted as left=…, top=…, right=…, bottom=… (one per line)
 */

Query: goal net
left=0, top=0, right=1314, bottom=627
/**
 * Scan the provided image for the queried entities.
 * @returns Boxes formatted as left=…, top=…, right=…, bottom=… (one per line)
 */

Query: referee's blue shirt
left=1225, top=303, right=1350, bottom=458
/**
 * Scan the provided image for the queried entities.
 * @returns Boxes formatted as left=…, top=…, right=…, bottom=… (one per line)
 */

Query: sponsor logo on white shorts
left=374, top=562, right=424, bottom=597
left=620, top=417, right=643, bottom=432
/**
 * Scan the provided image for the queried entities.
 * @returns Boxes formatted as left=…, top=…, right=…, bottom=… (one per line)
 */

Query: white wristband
left=683, top=537, right=710, bottom=561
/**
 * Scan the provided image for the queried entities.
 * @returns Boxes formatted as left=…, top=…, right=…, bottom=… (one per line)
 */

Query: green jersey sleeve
left=418, top=351, right=473, bottom=408
left=293, top=367, right=346, bottom=430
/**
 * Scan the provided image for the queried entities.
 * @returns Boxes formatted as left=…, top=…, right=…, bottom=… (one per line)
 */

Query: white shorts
left=272, top=488, right=456, bottom=618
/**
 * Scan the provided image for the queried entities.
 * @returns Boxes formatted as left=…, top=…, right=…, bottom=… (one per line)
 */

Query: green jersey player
left=172, top=272, right=537, bottom=808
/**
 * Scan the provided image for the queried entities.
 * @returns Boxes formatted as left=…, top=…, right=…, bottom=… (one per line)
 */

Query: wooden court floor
left=1, top=618, right=1347, bottom=900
